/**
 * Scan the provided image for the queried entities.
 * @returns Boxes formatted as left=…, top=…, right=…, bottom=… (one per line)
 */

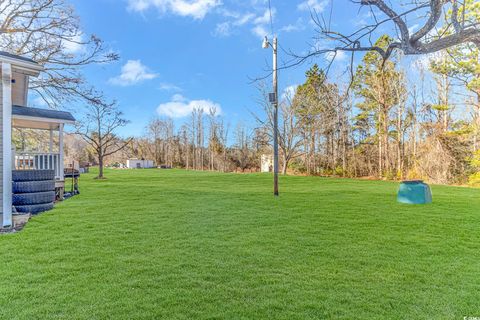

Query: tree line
left=64, top=31, right=480, bottom=186
left=4, top=0, right=479, bottom=184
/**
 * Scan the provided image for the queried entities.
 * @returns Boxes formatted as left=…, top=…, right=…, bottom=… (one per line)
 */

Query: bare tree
left=253, top=83, right=303, bottom=174
left=147, top=118, right=162, bottom=165
left=233, top=123, right=252, bottom=172
left=207, top=107, right=218, bottom=171
left=197, top=108, right=204, bottom=170
left=190, top=109, right=197, bottom=170
left=218, top=120, right=230, bottom=172
left=0, top=0, right=118, bottom=108
left=76, top=101, right=131, bottom=179
left=292, top=0, right=479, bottom=67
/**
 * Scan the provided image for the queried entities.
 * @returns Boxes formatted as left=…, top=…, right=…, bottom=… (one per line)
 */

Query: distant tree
left=293, top=64, right=343, bottom=174
left=207, top=107, right=219, bottom=171
left=233, top=123, right=253, bottom=172
left=354, top=35, right=406, bottom=178
left=76, top=101, right=131, bottom=179
left=253, top=83, right=303, bottom=174
left=469, top=150, right=480, bottom=186
left=430, top=0, right=480, bottom=151
left=146, top=118, right=163, bottom=165
left=293, top=65, right=324, bottom=174
left=217, top=120, right=230, bottom=172
left=145, top=117, right=175, bottom=167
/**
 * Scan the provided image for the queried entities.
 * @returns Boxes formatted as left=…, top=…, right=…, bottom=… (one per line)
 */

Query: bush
left=468, top=172, right=480, bottom=187
left=405, top=167, right=423, bottom=181
left=334, top=166, right=345, bottom=176
left=383, top=169, right=397, bottom=180
left=288, top=161, right=307, bottom=174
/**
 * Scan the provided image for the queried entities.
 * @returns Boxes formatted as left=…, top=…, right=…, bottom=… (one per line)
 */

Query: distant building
left=126, top=159, right=155, bottom=169
left=261, top=154, right=273, bottom=173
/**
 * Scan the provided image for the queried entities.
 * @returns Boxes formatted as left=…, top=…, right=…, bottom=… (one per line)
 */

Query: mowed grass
left=1, top=169, right=480, bottom=319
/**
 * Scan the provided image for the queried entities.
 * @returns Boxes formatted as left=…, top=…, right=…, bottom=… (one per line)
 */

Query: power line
left=268, top=0, right=274, bottom=35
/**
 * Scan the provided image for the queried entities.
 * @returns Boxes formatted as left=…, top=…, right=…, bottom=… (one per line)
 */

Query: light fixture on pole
left=262, top=35, right=279, bottom=196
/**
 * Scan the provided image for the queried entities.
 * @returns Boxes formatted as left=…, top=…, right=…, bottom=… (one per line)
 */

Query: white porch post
left=49, top=129, right=53, bottom=153
left=2, top=62, right=13, bottom=228
left=59, top=123, right=64, bottom=180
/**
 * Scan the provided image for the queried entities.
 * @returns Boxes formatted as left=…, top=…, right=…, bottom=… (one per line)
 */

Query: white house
left=1, top=51, right=75, bottom=228
left=126, top=159, right=155, bottom=169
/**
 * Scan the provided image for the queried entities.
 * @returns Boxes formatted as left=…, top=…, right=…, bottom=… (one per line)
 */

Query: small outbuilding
left=126, top=159, right=155, bottom=169
left=261, top=154, right=273, bottom=173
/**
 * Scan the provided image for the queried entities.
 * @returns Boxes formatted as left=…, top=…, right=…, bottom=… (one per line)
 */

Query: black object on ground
left=64, top=168, right=80, bottom=196
left=13, top=191, right=55, bottom=205
left=13, top=180, right=55, bottom=193
left=12, top=170, right=55, bottom=215
left=12, top=170, right=55, bottom=182
left=15, top=203, right=54, bottom=214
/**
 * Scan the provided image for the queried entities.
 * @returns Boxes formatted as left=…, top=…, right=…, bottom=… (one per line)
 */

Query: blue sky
left=64, top=0, right=360, bottom=137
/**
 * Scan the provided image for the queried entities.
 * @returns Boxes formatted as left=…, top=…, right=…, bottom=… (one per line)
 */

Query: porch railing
left=14, top=152, right=63, bottom=180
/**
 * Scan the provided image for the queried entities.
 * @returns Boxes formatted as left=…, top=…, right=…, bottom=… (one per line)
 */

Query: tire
left=13, top=180, right=55, bottom=193
left=15, top=203, right=54, bottom=215
left=13, top=191, right=55, bottom=206
left=12, top=170, right=55, bottom=182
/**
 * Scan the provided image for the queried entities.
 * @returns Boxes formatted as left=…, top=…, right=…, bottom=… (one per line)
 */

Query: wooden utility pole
left=272, top=36, right=279, bottom=196
left=262, top=35, right=279, bottom=196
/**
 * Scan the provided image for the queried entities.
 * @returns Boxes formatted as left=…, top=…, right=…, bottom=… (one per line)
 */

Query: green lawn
left=1, top=169, right=479, bottom=319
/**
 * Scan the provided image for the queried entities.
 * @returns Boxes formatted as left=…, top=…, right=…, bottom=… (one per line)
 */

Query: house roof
left=0, top=51, right=38, bottom=65
left=12, top=105, right=75, bottom=122
left=0, top=51, right=43, bottom=76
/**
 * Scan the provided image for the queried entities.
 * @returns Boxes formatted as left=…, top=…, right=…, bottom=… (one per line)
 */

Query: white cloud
left=251, top=8, right=276, bottom=39
left=282, top=84, right=298, bottom=101
left=280, top=18, right=306, bottom=33
left=280, top=24, right=300, bottom=33
left=215, top=6, right=277, bottom=39
left=252, top=25, right=269, bottom=39
left=213, top=22, right=232, bottom=37
left=324, top=50, right=347, bottom=61
left=159, top=82, right=182, bottom=91
left=298, top=0, right=328, bottom=12
left=213, top=11, right=256, bottom=37
left=127, top=0, right=221, bottom=19
left=253, top=8, right=275, bottom=25
left=157, top=94, right=222, bottom=118
left=63, top=34, right=85, bottom=54
left=235, top=13, right=255, bottom=26
left=109, top=60, right=158, bottom=86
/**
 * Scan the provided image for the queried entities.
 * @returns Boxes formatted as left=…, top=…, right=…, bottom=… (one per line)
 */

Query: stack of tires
left=12, top=170, right=55, bottom=215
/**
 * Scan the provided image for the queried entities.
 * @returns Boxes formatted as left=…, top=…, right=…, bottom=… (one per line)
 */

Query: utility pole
left=272, top=36, right=279, bottom=196
left=263, top=35, right=279, bottom=196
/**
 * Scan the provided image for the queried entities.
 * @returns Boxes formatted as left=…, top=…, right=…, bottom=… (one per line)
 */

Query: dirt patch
left=0, top=214, right=31, bottom=234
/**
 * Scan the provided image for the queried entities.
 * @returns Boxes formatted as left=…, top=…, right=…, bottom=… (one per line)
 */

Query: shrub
left=468, top=172, right=480, bottom=187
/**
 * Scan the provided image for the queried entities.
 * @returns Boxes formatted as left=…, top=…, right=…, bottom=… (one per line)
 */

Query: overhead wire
left=268, top=0, right=275, bottom=36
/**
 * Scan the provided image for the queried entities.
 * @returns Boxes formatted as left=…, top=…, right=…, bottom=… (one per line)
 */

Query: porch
left=12, top=105, right=75, bottom=182
left=14, top=152, right=62, bottom=180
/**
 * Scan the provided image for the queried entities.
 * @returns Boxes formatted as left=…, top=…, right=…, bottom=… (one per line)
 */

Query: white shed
left=126, top=159, right=155, bottom=169
left=261, top=154, right=273, bottom=173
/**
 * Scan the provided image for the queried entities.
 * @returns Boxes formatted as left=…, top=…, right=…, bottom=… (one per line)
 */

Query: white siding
left=126, top=159, right=155, bottom=169
left=0, top=66, right=4, bottom=214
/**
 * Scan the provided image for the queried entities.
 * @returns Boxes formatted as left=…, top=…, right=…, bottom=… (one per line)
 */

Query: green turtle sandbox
left=397, top=180, right=432, bottom=204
